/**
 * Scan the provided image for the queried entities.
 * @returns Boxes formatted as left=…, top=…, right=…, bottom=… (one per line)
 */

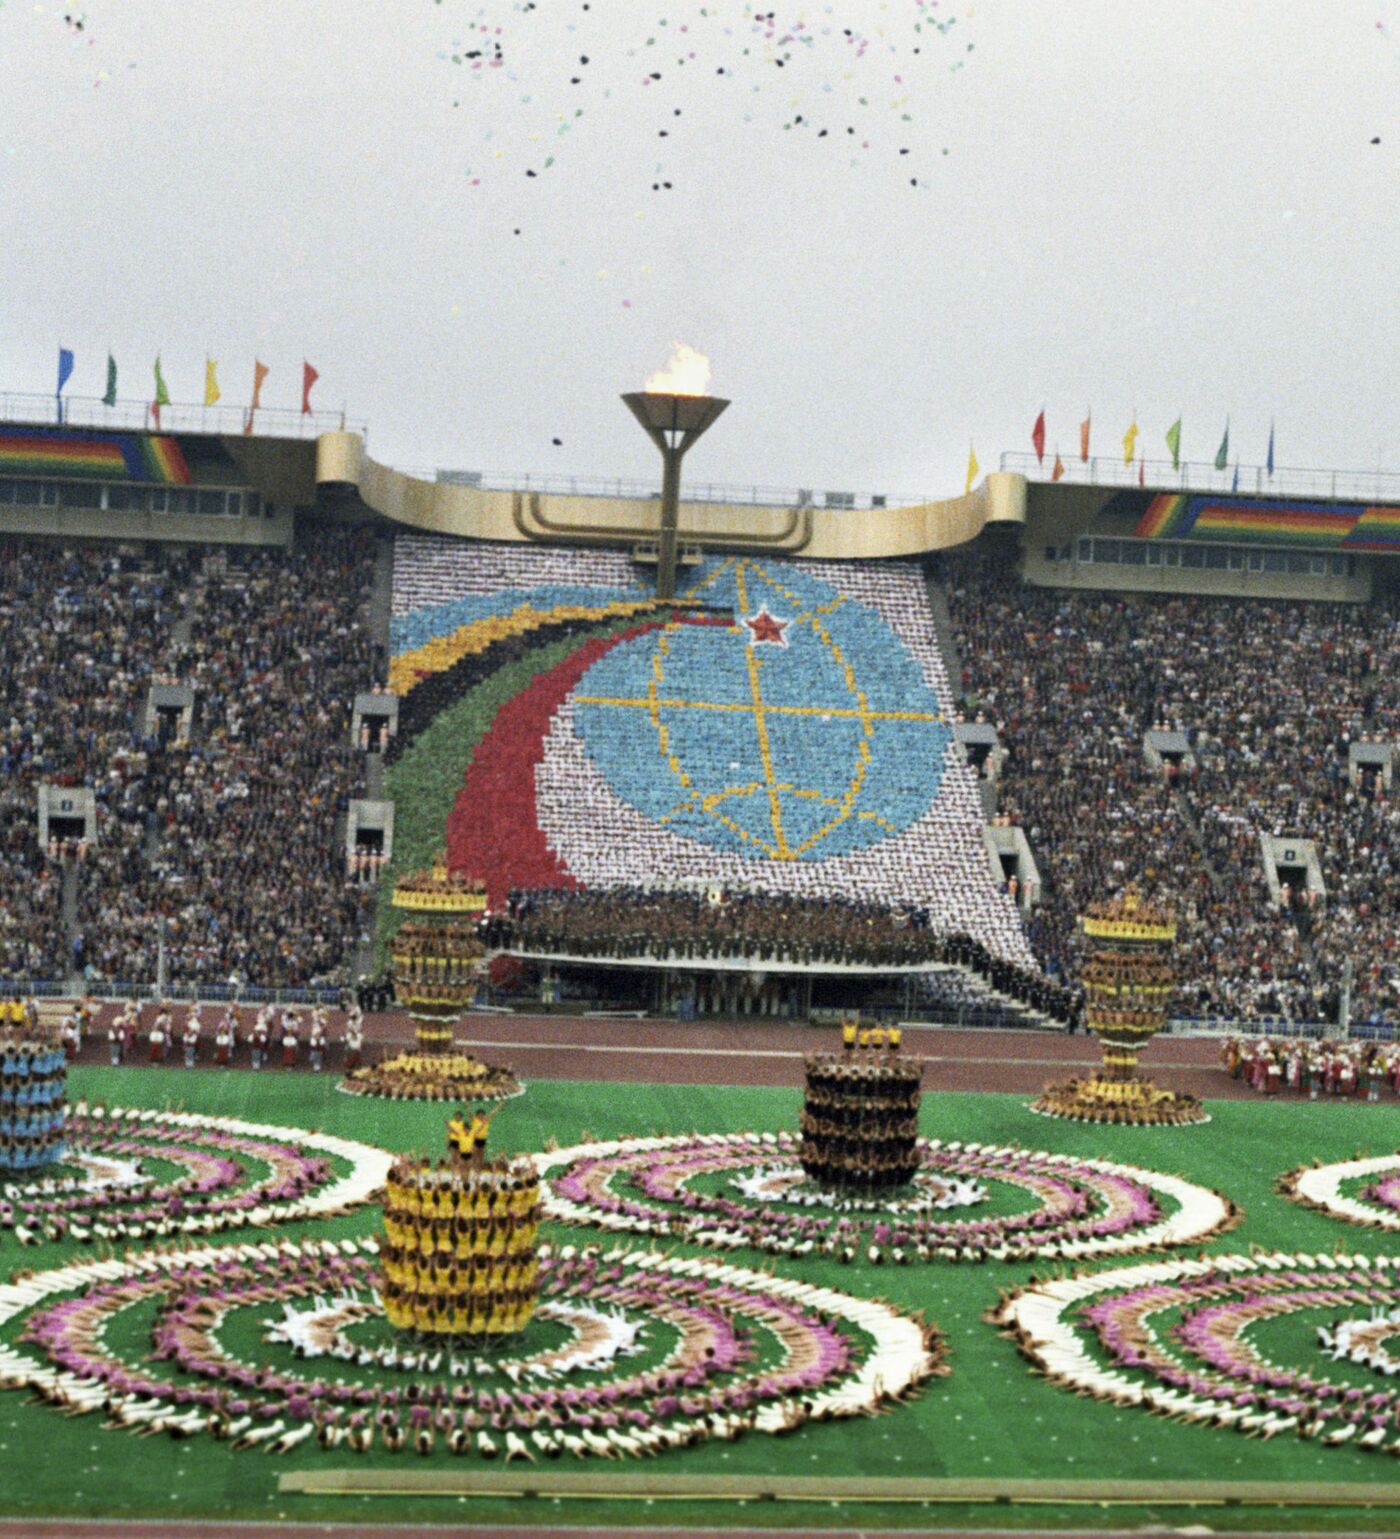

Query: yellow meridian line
left=735, top=561, right=792, bottom=860
left=572, top=695, right=943, bottom=724
left=781, top=612, right=874, bottom=855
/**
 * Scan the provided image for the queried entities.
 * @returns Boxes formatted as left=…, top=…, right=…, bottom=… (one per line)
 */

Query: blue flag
left=56, top=346, right=74, bottom=421
left=1267, top=421, right=1275, bottom=477
left=1232, top=462, right=1240, bottom=492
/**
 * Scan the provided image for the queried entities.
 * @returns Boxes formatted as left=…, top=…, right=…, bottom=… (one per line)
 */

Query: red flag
left=302, top=361, right=319, bottom=415
left=1051, top=452, right=1065, bottom=482
left=1079, top=413, right=1091, bottom=462
left=1138, top=456, right=1146, bottom=487
left=1031, top=410, right=1046, bottom=464
left=244, top=360, right=270, bottom=435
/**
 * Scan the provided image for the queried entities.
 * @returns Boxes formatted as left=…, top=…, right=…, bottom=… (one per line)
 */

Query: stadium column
left=657, top=439, right=683, bottom=600
left=620, top=390, right=730, bottom=601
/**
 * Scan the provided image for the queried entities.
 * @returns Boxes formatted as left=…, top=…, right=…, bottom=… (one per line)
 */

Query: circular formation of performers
left=0, top=1005, right=67, bottom=1173
left=799, top=1023, right=923, bottom=1193
left=342, top=1051, right=521, bottom=1103
left=379, top=1112, right=540, bottom=1339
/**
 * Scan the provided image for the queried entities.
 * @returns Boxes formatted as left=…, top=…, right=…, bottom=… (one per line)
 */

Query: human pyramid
left=1222, top=1036, right=1400, bottom=1101
left=379, top=1107, right=541, bottom=1339
left=1033, top=890, right=1206, bottom=1127
left=0, top=1002, right=67, bottom=1174
left=799, top=1019, right=923, bottom=1193
left=341, top=854, right=520, bottom=1102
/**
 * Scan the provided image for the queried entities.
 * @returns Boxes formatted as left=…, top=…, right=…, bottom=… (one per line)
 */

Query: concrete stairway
left=924, top=568, right=966, bottom=700
left=368, top=535, right=394, bottom=656
left=61, top=863, right=81, bottom=991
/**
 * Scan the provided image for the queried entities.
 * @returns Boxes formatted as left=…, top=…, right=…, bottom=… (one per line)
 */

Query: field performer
left=250, top=1009, right=270, bottom=1071
left=108, top=1014, right=125, bottom=1066
left=344, top=1009, right=363, bottom=1072
left=281, top=1010, right=299, bottom=1069
left=149, top=1005, right=170, bottom=1065
left=213, top=1007, right=235, bottom=1066
left=182, top=1008, right=201, bottom=1069
left=308, top=1010, right=326, bottom=1072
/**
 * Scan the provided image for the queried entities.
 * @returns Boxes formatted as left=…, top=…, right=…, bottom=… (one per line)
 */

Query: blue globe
left=571, top=559, right=950, bottom=862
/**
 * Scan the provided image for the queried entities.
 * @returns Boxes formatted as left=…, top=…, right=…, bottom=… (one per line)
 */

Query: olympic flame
left=644, top=342, right=712, bottom=397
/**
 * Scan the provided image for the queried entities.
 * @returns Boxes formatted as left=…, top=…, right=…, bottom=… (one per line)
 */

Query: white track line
left=453, top=1037, right=1113, bottom=1068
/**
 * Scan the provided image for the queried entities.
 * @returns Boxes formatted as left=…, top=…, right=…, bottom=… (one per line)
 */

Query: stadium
left=1, top=375, right=1400, bottom=1539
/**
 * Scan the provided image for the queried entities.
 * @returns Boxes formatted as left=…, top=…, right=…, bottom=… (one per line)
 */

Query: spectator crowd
left=944, top=542, right=1400, bottom=1028
left=0, top=530, right=385, bottom=992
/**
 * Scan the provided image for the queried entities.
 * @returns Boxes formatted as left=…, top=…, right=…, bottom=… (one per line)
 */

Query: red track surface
left=64, top=1001, right=1254, bottom=1098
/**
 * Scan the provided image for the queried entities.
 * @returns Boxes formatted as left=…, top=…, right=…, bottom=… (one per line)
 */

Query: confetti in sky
left=435, top=1, right=975, bottom=193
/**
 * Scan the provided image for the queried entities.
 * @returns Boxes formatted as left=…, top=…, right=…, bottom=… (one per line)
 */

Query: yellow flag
left=964, top=443, right=980, bottom=494
left=204, top=358, right=221, bottom=407
left=1122, top=418, right=1139, bottom=465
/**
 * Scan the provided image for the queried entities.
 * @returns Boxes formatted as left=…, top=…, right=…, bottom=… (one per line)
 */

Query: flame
left=645, top=342, right=712, bottom=397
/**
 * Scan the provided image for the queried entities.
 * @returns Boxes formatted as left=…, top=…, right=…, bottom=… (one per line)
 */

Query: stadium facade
left=1, top=391, right=1396, bottom=1035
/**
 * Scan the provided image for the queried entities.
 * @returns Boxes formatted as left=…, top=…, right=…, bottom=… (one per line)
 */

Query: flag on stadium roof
left=1122, top=416, right=1139, bottom=465
left=204, top=359, right=221, bottom=407
left=1214, top=419, right=1230, bottom=471
left=152, top=355, right=170, bottom=427
left=1079, top=412, right=1091, bottom=462
left=964, top=442, right=979, bottom=494
left=102, top=354, right=117, bottom=407
left=1165, top=416, right=1182, bottom=471
left=56, top=347, right=74, bottom=423
left=245, top=359, right=270, bottom=435
left=302, top=361, right=320, bottom=415
left=1031, top=409, right=1046, bottom=464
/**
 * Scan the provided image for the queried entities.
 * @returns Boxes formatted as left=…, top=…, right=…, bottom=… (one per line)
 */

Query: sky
left=0, top=1, right=1396, bottom=500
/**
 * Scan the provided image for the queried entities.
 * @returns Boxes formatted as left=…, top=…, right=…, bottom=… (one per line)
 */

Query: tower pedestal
left=1033, top=893, right=1205, bottom=1127
left=341, top=858, right=521, bottom=1103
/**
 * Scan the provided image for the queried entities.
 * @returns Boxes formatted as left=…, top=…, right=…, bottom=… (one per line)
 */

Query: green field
left=3, top=1066, right=1400, bottom=1532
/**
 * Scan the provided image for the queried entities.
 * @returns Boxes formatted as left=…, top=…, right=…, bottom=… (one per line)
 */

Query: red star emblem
left=743, top=608, right=789, bottom=647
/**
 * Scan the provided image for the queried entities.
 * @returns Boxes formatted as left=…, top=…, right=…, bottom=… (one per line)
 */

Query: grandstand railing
left=999, top=451, right=1400, bottom=505
left=0, top=392, right=367, bottom=442
left=404, top=468, right=944, bottom=511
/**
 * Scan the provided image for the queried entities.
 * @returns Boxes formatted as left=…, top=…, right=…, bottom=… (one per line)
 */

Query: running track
left=63, top=1003, right=1253, bottom=1099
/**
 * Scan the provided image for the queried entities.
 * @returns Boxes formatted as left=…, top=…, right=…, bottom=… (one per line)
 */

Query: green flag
left=153, top=355, right=171, bottom=407
left=1165, top=417, right=1182, bottom=470
left=102, top=354, right=117, bottom=407
left=1214, top=420, right=1229, bottom=471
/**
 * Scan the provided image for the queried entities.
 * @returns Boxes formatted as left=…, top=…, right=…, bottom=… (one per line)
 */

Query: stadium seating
left=0, top=533, right=382, bottom=991
left=943, top=545, right=1400, bottom=1026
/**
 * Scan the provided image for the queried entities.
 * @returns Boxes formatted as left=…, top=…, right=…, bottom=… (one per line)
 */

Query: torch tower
left=623, top=346, right=729, bottom=599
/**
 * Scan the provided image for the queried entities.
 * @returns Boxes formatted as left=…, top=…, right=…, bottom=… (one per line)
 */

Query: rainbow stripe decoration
left=0, top=430, right=193, bottom=485
left=1133, top=493, right=1400, bottom=551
